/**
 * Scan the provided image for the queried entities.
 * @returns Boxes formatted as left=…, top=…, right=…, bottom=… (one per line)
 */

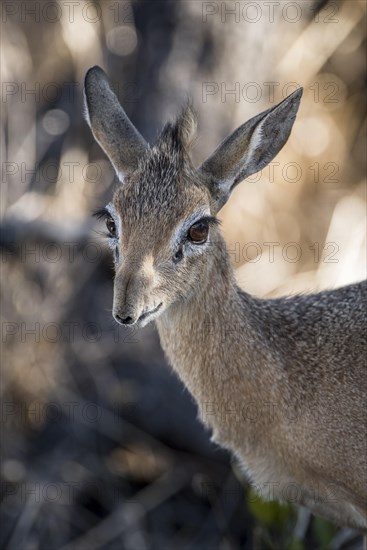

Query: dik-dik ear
left=84, top=66, right=148, bottom=180
left=198, top=88, right=303, bottom=211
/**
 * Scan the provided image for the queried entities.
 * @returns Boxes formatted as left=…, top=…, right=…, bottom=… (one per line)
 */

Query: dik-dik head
left=84, top=66, right=302, bottom=327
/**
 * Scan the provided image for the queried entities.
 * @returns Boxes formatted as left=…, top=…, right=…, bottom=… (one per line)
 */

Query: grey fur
left=84, top=66, right=148, bottom=179
left=84, top=67, right=367, bottom=532
left=198, top=88, right=303, bottom=211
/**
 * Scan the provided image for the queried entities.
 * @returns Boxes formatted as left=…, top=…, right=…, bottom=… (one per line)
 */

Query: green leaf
left=247, top=489, right=295, bottom=529
left=311, top=516, right=336, bottom=547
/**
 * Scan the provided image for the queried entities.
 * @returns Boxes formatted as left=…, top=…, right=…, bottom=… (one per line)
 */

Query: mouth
left=138, top=302, right=163, bottom=323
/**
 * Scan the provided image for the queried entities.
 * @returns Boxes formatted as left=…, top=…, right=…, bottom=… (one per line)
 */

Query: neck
left=156, top=238, right=265, bottom=428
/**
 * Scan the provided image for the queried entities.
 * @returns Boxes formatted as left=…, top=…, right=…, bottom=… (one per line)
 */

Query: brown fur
left=84, top=66, right=367, bottom=532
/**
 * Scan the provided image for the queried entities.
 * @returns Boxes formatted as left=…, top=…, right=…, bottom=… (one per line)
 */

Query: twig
left=61, top=465, right=193, bottom=550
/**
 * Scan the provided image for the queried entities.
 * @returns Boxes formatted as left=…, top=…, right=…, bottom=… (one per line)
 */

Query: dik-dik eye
left=106, top=217, right=116, bottom=237
left=188, top=219, right=209, bottom=244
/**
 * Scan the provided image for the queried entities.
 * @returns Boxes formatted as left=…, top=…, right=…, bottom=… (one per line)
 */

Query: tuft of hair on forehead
left=176, top=101, right=197, bottom=150
left=158, top=101, right=197, bottom=155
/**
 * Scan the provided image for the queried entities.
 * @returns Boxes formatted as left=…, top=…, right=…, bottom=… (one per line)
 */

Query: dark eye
left=106, top=217, right=116, bottom=237
left=188, top=220, right=209, bottom=244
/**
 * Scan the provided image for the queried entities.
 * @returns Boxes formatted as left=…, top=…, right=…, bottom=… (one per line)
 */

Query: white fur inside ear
left=215, top=117, right=266, bottom=191
left=243, top=117, right=265, bottom=166
left=82, top=88, right=91, bottom=127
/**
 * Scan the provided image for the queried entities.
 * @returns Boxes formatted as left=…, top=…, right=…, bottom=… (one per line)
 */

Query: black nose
left=114, top=314, right=135, bottom=325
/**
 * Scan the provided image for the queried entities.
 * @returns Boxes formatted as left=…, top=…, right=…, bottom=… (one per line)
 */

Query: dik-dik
left=84, top=66, right=367, bottom=532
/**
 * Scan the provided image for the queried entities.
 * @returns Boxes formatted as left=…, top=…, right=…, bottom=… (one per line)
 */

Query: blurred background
left=1, top=0, right=366, bottom=548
